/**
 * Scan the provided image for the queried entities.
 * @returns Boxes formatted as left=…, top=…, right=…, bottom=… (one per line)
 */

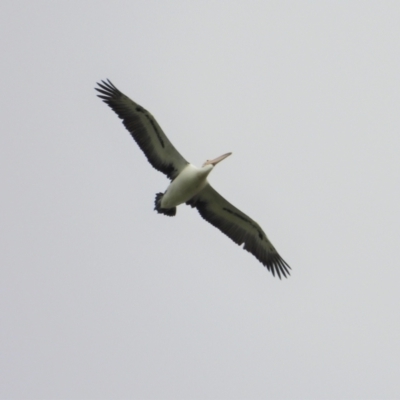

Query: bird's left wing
left=96, top=80, right=189, bottom=180
left=187, top=184, right=290, bottom=278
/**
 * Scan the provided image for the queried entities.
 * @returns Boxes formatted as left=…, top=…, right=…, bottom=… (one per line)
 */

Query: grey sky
left=1, top=1, right=400, bottom=399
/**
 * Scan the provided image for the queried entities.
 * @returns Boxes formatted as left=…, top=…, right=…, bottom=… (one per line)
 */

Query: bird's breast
left=161, top=164, right=212, bottom=208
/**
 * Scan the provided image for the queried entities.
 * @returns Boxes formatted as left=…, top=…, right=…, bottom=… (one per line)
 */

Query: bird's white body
left=161, top=164, right=212, bottom=208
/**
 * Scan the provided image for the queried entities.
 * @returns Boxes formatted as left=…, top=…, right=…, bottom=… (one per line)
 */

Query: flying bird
left=95, top=80, right=291, bottom=278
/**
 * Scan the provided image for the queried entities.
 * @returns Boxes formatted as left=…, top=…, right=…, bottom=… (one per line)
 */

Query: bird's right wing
left=187, top=184, right=290, bottom=278
left=96, top=80, right=189, bottom=180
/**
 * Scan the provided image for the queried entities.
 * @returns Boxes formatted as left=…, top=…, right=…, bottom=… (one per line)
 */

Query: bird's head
left=202, top=152, right=232, bottom=168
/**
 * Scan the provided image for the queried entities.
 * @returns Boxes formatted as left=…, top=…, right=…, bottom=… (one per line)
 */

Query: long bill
left=203, top=152, right=232, bottom=167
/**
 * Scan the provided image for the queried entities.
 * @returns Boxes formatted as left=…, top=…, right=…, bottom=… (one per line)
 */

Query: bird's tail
left=154, top=193, right=176, bottom=217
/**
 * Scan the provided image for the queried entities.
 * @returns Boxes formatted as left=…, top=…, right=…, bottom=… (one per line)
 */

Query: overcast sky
left=1, top=1, right=400, bottom=399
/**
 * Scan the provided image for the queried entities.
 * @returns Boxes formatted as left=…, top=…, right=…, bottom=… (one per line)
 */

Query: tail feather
left=154, top=193, right=176, bottom=216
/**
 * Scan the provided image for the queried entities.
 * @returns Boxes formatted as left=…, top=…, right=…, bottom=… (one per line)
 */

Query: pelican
left=95, top=80, right=291, bottom=278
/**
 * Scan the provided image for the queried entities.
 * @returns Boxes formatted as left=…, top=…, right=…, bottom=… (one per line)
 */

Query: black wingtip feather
left=95, top=79, right=121, bottom=103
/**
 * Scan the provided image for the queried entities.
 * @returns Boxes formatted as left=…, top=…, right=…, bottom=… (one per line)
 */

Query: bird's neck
left=199, top=164, right=214, bottom=176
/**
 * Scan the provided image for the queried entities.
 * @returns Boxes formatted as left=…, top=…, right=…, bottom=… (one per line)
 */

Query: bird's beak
left=202, top=152, right=232, bottom=167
